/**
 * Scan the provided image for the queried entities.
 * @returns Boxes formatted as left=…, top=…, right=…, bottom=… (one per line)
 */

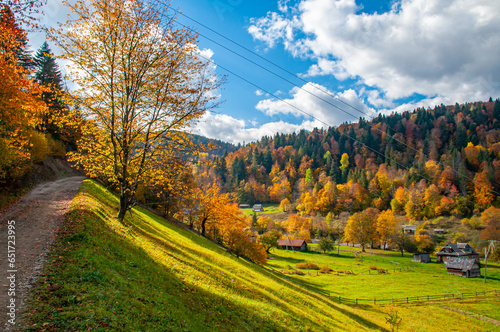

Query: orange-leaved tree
left=0, top=2, right=47, bottom=180
left=344, top=207, right=380, bottom=252
left=52, top=0, right=223, bottom=221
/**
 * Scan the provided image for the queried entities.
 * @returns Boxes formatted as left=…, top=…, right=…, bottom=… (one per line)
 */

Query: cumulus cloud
left=194, top=111, right=331, bottom=144
left=249, top=0, right=500, bottom=104
left=256, top=83, right=376, bottom=127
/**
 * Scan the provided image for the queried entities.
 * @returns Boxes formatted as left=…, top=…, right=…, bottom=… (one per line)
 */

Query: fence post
left=356, top=298, right=358, bottom=305
left=427, top=295, right=429, bottom=301
left=339, top=296, right=341, bottom=304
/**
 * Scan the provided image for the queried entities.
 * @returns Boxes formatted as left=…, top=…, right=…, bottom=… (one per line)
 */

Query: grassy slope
left=23, top=180, right=500, bottom=331
left=24, top=180, right=383, bottom=331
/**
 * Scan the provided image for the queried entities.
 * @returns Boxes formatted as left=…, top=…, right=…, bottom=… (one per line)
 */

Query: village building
left=402, top=225, right=417, bottom=235
left=433, top=229, right=446, bottom=235
left=435, top=243, right=480, bottom=263
left=445, top=257, right=481, bottom=278
left=413, top=253, right=431, bottom=263
left=238, top=204, right=250, bottom=209
left=277, top=239, right=308, bottom=252
left=252, top=204, right=264, bottom=212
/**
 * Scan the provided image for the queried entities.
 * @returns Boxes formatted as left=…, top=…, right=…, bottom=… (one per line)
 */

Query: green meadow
left=23, top=179, right=500, bottom=331
left=268, top=245, right=500, bottom=300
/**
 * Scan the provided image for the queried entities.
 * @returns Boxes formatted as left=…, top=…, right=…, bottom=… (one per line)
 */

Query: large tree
left=53, top=0, right=222, bottom=221
left=0, top=3, right=47, bottom=181
left=344, top=208, right=379, bottom=252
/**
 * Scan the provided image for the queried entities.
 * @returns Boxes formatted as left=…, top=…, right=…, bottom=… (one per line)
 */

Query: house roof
left=403, top=225, right=417, bottom=229
left=436, top=243, right=480, bottom=256
left=277, top=239, right=306, bottom=247
left=445, top=257, right=480, bottom=271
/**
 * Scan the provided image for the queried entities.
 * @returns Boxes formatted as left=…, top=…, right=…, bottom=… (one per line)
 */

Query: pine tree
left=33, top=41, right=65, bottom=135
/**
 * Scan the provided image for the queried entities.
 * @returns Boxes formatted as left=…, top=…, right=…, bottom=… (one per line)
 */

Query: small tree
left=385, top=304, right=403, bottom=332
left=258, top=230, right=281, bottom=255
left=318, top=237, right=334, bottom=254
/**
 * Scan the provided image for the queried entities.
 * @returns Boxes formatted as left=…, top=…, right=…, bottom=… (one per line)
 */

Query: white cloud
left=249, top=0, right=500, bottom=105
left=194, top=111, right=328, bottom=144
left=256, top=83, right=376, bottom=127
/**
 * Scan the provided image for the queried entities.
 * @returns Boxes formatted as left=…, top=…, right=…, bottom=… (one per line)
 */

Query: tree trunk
left=118, top=189, right=132, bottom=222
left=201, top=217, right=208, bottom=237
left=118, top=193, right=129, bottom=222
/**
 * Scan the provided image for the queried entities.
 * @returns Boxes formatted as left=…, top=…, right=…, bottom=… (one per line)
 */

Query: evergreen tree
left=33, top=41, right=65, bottom=135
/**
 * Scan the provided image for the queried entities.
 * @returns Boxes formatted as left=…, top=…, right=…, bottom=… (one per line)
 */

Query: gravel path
left=0, top=176, right=85, bottom=331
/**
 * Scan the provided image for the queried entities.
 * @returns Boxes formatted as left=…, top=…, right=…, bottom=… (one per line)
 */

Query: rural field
left=22, top=180, right=500, bottom=331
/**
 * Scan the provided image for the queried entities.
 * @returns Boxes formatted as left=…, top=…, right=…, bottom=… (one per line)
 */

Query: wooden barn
left=277, top=239, right=308, bottom=252
left=252, top=204, right=264, bottom=212
left=413, top=253, right=431, bottom=263
left=445, top=257, right=481, bottom=278
left=435, top=243, right=480, bottom=263
left=402, top=225, right=417, bottom=235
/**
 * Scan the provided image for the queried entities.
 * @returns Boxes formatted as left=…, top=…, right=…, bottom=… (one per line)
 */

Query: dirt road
left=0, top=176, right=85, bottom=331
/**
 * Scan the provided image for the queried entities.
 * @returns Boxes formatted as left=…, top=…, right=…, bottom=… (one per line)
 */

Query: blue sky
left=32, top=0, right=500, bottom=144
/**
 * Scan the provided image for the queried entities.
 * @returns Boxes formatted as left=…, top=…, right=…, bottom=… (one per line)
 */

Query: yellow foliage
left=51, top=0, right=222, bottom=220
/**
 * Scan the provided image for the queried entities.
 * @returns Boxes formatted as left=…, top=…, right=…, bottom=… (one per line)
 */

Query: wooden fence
left=329, top=290, right=500, bottom=306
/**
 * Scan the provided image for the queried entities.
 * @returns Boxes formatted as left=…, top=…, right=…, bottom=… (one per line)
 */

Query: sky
left=30, top=0, right=500, bottom=144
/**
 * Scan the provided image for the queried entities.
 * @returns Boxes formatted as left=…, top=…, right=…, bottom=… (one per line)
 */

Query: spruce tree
left=33, top=41, right=65, bottom=135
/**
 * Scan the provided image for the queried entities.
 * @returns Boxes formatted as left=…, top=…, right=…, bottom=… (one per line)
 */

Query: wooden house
left=277, top=239, right=308, bottom=252
left=445, top=257, right=481, bottom=278
left=435, top=243, right=480, bottom=263
left=402, top=225, right=417, bottom=235
left=239, top=204, right=250, bottom=209
left=433, top=229, right=446, bottom=235
left=252, top=204, right=264, bottom=212
left=413, top=253, right=431, bottom=263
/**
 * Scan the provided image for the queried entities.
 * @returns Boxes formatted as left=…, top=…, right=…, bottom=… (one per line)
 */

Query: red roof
left=277, top=239, right=306, bottom=247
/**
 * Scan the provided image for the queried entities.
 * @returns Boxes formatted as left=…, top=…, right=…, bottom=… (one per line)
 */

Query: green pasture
left=240, top=204, right=281, bottom=216
left=22, top=180, right=500, bottom=331
left=268, top=246, right=500, bottom=300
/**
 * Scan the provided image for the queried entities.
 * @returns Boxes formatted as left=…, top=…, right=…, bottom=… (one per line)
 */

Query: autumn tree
left=474, top=171, right=494, bottom=210
left=194, top=181, right=244, bottom=239
left=53, top=0, right=222, bottom=221
left=258, top=230, right=281, bottom=255
left=344, top=208, right=379, bottom=252
left=376, top=210, right=397, bottom=249
left=0, top=3, right=47, bottom=181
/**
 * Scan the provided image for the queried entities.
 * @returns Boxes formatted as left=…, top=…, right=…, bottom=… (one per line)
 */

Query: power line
left=170, top=9, right=500, bottom=197
left=191, top=51, right=451, bottom=193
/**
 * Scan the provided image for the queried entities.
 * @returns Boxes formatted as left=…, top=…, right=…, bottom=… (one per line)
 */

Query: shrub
left=29, top=131, right=50, bottom=163
left=296, top=262, right=319, bottom=270
left=319, top=265, right=332, bottom=273
left=369, top=265, right=378, bottom=270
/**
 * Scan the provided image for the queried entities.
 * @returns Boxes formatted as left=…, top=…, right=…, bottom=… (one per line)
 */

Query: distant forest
left=200, top=100, right=500, bottom=220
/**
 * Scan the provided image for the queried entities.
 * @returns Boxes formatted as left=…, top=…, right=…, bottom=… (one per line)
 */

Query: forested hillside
left=201, top=100, right=500, bottom=221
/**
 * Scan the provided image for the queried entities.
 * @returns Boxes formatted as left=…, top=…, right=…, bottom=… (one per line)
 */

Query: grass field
left=240, top=204, right=281, bottom=216
left=268, top=246, right=500, bottom=300
left=22, top=180, right=500, bottom=331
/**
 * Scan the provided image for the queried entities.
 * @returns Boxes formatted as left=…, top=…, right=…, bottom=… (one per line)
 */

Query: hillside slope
left=23, top=179, right=386, bottom=331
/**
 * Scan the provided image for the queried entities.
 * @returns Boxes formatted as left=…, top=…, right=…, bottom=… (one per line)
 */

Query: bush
left=296, top=262, right=319, bottom=270
left=29, top=131, right=50, bottom=163
left=319, top=265, right=332, bottom=273
left=369, top=265, right=378, bottom=270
